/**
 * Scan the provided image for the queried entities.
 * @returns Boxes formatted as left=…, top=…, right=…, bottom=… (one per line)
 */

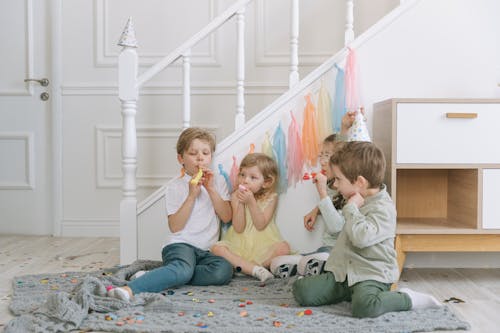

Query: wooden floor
left=0, top=236, right=499, bottom=332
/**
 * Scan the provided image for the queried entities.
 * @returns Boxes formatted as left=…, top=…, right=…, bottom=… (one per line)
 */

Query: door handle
left=24, top=78, right=50, bottom=87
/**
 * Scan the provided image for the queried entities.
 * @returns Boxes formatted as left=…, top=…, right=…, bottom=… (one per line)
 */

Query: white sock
left=108, top=287, right=131, bottom=301
left=399, top=287, right=442, bottom=309
left=130, top=270, right=146, bottom=280
left=252, top=266, right=274, bottom=282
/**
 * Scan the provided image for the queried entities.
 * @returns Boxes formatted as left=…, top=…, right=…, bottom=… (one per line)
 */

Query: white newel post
left=118, top=18, right=139, bottom=265
left=289, top=0, right=299, bottom=88
left=235, top=8, right=246, bottom=130
left=182, top=50, right=192, bottom=129
left=345, top=0, right=354, bottom=45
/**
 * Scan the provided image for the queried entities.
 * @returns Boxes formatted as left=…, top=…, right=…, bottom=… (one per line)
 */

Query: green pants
left=292, top=272, right=411, bottom=318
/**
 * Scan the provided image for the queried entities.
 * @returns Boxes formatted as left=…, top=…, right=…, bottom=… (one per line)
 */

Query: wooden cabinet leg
left=391, top=235, right=406, bottom=291
left=395, top=235, right=406, bottom=274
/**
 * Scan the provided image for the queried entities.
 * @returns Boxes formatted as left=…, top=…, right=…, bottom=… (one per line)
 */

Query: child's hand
left=188, top=178, right=202, bottom=197
left=341, top=111, right=357, bottom=133
left=200, top=168, right=214, bottom=190
left=235, top=184, right=254, bottom=204
left=304, top=207, right=319, bottom=231
left=313, top=173, right=328, bottom=199
left=347, top=192, right=364, bottom=208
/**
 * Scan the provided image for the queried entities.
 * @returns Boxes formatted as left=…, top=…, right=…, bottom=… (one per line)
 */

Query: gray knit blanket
left=6, top=260, right=470, bottom=333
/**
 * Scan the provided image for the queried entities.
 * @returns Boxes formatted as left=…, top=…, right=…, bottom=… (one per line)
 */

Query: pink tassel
left=345, top=47, right=362, bottom=111
left=230, top=156, right=239, bottom=190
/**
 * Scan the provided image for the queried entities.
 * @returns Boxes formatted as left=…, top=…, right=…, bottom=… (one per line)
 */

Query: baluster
left=182, top=50, right=191, bottom=129
left=118, top=18, right=139, bottom=265
left=345, top=0, right=354, bottom=45
left=235, top=8, right=245, bottom=130
left=289, top=0, right=299, bottom=88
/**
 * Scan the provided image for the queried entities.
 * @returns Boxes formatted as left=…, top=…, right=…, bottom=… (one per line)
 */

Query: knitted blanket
left=6, top=260, right=470, bottom=333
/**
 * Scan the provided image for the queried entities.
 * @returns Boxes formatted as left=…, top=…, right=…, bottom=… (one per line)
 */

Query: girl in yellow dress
left=211, top=153, right=290, bottom=282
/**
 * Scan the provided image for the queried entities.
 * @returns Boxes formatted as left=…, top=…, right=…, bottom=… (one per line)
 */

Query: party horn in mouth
left=190, top=169, right=203, bottom=185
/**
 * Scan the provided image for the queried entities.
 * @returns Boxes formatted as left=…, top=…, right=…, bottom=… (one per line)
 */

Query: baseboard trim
left=61, top=219, right=119, bottom=237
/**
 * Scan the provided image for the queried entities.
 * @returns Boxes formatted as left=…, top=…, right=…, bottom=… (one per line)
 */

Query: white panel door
left=0, top=0, right=52, bottom=234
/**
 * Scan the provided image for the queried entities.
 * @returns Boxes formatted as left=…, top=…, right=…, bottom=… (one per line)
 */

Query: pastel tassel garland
left=273, top=123, right=288, bottom=193
left=345, top=47, right=362, bottom=112
left=218, top=164, right=233, bottom=192
left=301, top=94, right=320, bottom=168
left=230, top=156, right=239, bottom=191
left=316, top=81, right=333, bottom=141
left=261, top=132, right=274, bottom=158
left=287, top=112, right=304, bottom=187
left=332, top=63, right=346, bottom=132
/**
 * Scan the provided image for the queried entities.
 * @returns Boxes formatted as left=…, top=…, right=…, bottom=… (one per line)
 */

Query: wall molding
left=254, top=0, right=332, bottom=67
left=62, top=81, right=287, bottom=95
left=0, top=132, right=35, bottom=189
left=0, top=0, right=33, bottom=96
left=61, top=218, right=119, bottom=237
left=95, top=124, right=219, bottom=189
left=94, top=0, right=219, bottom=67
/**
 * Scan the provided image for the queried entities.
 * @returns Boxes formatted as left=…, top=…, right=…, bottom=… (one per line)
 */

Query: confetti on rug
left=6, top=260, right=470, bottom=333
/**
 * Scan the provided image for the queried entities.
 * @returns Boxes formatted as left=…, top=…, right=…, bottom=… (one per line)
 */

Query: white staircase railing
left=117, top=0, right=357, bottom=264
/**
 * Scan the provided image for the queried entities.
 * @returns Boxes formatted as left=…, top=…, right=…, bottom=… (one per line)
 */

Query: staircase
left=116, top=0, right=422, bottom=264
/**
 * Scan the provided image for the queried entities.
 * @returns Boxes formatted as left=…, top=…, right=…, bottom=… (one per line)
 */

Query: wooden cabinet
left=373, top=99, right=500, bottom=271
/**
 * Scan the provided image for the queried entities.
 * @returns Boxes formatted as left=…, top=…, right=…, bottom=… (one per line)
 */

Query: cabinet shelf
left=395, top=168, right=478, bottom=231
left=397, top=218, right=477, bottom=234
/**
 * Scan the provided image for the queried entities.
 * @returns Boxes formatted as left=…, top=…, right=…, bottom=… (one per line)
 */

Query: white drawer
left=482, top=169, right=500, bottom=229
left=396, top=103, right=500, bottom=164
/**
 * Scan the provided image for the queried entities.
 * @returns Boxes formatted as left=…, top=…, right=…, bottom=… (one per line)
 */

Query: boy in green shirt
left=292, top=141, right=441, bottom=318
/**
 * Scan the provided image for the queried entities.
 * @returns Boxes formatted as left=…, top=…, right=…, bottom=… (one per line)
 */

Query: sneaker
left=270, top=255, right=302, bottom=279
left=298, top=252, right=329, bottom=276
left=107, top=287, right=131, bottom=302
left=252, top=266, right=274, bottom=282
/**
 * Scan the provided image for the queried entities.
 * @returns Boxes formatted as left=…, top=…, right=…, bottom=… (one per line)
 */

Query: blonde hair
left=239, top=153, right=278, bottom=199
left=176, top=127, right=216, bottom=155
left=330, top=141, right=385, bottom=188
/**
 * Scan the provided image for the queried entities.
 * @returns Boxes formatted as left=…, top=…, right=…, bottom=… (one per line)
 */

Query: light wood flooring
left=1, top=235, right=499, bottom=332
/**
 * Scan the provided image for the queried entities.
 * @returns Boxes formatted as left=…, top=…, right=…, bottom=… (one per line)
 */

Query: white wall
left=355, top=0, right=500, bottom=267
left=58, top=0, right=500, bottom=267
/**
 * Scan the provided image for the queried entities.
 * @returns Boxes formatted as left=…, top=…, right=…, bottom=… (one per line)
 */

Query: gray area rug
left=6, top=260, right=470, bottom=333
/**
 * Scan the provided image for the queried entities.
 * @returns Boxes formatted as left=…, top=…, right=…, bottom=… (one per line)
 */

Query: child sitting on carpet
left=108, top=127, right=233, bottom=301
left=211, top=153, right=290, bottom=282
left=271, top=110, right=367, bottom=278
left=292, top=141, right=442, bottom=318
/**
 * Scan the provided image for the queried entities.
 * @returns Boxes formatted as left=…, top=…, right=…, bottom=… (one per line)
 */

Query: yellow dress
left=217, top=193, right=284, bottom=265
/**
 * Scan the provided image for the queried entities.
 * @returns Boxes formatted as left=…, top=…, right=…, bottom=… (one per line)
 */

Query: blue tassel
left=273, top=123, right=288, bottom=194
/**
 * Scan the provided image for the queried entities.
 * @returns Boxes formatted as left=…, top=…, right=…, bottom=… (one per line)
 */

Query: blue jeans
left=128, top=242, right=233, bottom=294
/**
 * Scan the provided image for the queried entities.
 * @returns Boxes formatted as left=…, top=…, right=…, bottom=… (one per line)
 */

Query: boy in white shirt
left=108, top=128, right=233, bottom=301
